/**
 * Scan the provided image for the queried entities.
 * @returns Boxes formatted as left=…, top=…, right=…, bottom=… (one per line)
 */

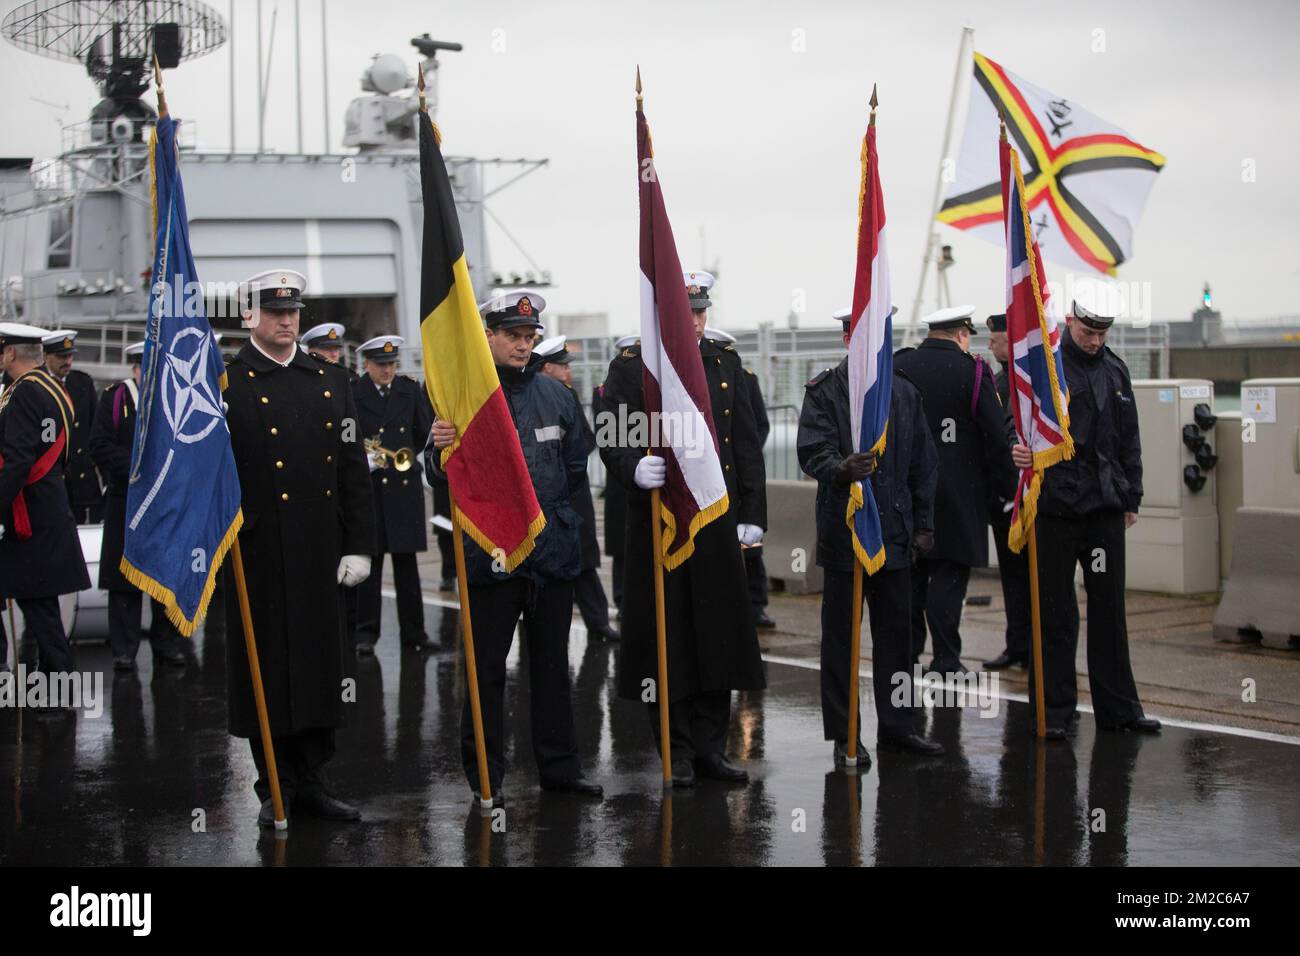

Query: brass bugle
left=364, top=438, right=413, bottom=472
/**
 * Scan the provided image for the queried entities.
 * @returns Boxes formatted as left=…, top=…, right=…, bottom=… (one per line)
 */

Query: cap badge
left=517, top=296, right=533, bottom=317
left=688, top=285, right=700, bottom=295
left=275, top=287, right=292, bottom=298
left=63, top=337, right=73, bottom=349
left=383, top=341, right=394, bottom=353
left=327, top=329, right=338, bottom=340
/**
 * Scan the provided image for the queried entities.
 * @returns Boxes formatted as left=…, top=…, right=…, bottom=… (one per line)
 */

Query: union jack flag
left=1003, top=135, right=1074, bottom=553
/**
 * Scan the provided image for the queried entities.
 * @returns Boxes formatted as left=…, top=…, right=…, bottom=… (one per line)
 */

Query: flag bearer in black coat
left=428, top=289, right=604, bottom=801
left=894, top=305, right=1016, bottom=676
left=0, top=322, right=90, bottom=681
left=799, top=309, right=945, bottom=763
left=88, top=341, right=186, bottom=671
left=42, top=330, right=104, bottom=524
left=705, top=325, right=776, bottom=630
left=1010, top=302, right=1159, bottom=740
left=223, top=269, right=377, bottom=826
left=534, top=335, right=619, bottom=643
left=981, top=313, right=1032, bottom=671
left=352, top=334, right=435, bottom=653
left=598, top=270, right=767, bottom=788
left=596, top=336, right=638, bottom=615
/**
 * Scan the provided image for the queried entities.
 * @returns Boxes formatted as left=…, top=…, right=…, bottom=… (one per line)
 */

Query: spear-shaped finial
left=417, top=63, right=427, bottom=113
left=869, top=83, right=878, bottom=128
left=635, top=65, right=643, bottom=106
left=154, top=54, right=168, bottom=118
left=998, top=104, right=1007, bottom=142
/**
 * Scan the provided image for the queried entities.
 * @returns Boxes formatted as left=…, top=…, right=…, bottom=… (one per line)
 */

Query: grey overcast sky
left=2, top=0, right=1298, bottom=333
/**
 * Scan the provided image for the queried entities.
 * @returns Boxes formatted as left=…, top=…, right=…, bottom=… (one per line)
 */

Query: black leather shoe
left=879, top=733, right=945, bottom=756
left=540, top=776, right=604, bottom=798
left=113, top=655, right=135, bottom=672
left=695, top=753, right=750, bottom=782
left=1042, top=727, right=1068, bottom=741
left=833, top=741, right=872, bottom=772
left=982, top=652, right=1027, bottom=671
left=257, top=799, right=287, bottom=828
left=154, top=646, right=187, bottom=667
left=293, top=789, right=361, bottom=821
left=670, top=758, right=696, bottom=788
left=590, top=624, right=621, bottom=643
left=1101, top=716, right=1162, bottom=734
left=754, top=610, right=776, bottom=630
left=355, top=641, right=375, bottom=657
left=471, top=789, right=505, bottom=808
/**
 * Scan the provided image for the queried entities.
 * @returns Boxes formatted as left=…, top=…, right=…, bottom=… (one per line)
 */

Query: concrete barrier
left=1212, top=506, right=1300, bottom=649
left=765, top=479, right=823, bottom=594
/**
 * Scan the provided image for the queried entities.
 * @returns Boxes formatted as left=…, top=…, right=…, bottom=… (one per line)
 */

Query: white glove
left=737, top=523, right=763, bottom=546
left=367, top=455, right=381, bottom=473
left=634, top=455, right=666, bottom=490
left=337, top=554, right=372, bottom=587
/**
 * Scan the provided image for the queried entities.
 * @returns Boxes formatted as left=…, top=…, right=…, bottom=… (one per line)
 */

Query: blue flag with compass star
left=122, top=113, right=243, bottom=636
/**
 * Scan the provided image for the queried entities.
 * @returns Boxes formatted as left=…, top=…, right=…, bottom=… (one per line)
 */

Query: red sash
left=0, top=370, right=73, bottom=540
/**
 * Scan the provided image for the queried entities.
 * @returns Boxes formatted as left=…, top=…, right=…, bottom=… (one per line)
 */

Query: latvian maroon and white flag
left=636, top=99, right=729, bottom=570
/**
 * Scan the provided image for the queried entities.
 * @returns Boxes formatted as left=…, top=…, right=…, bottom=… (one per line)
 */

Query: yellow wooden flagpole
left=1027, top=522, right=1048, bottom=738
left=649, top=486, right=672, bottom=787
left=449, top=488, right=493, bottom=810
left=845, top=561, right=864, bottom=765
left=229, top=540, right=287, bottom=829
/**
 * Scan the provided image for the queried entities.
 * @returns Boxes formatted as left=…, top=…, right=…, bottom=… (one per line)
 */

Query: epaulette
left=805, top=367, right=832, bottom=388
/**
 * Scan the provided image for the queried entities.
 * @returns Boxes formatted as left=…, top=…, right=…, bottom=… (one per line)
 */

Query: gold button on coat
left=281, top=493, right=289, bottom=501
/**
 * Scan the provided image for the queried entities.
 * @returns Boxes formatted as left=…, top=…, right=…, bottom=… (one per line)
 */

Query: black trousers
left=645, top=690, right=731, bottom=763
left=573, top=567, right=611, bottom=632
left=990, top=511, right=1031, bottom=660
left=356, top=551, right=426, bottom=644
left=910, top=557, right=971, bottom=671
left=821, top=566, right=918, bottom=742
left=744, top=547, right=769, bottom=610
left=462, top=577, right=582, bottom=793
left=1032, top=512, right=1144, bottom=730
left=435, top=531, right=455, bottom=580
left=611, top=554, right=625, bottom=613
left=249, top=727, right=337, bottom=804
left=107, top=590, right=181, bottom=660
left=16, top=597, right=73, bottom=672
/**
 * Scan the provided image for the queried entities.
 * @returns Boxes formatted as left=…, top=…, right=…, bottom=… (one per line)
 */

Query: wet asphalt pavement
left=2, top=593, right=1298, bottom=867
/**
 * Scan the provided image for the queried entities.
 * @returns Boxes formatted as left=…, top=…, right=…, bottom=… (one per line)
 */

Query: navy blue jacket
left=427, top=362, right=588, bottom=585
left=797, top=360, right=938, bottom=573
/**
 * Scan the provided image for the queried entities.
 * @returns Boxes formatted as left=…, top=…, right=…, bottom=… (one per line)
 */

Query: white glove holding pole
left=337, top=554, right=372, bottom=587
left=737, top=523, right=763, bottom=546
left=634, top=455, right=667, bottom=490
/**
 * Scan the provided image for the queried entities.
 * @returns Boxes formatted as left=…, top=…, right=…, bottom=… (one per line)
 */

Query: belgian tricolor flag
left=417, top=101, right=544, bottom=571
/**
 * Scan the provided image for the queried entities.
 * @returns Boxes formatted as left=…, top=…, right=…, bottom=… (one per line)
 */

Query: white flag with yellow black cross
left=939, top=51, right=1165, bottom=277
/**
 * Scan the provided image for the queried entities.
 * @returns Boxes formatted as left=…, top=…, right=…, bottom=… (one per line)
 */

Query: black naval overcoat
left=594, top=382, right=627, bottom=563
left=59, top=367, right=103, bottom=518
left=894, top=338, right=1014, bottom=567
left=797, top=360, right=939, bottom=572
left=599, top=339, right=766, bottom=702
left=353, top=373, right=432, bottom=555
left=222, top=343, right=375, bottom=738
left=0, top=368, right=90, bottom=598
left=568, top=387, right=602, bottom=572
left=1039, top=338, right=1143, bottom=518
left=87, top=378, right=138, bottom=592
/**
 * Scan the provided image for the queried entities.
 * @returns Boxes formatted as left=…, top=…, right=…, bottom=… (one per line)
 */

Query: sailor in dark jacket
left=352, top=334, right=435, bottom=653
left=87, top=341, right=186, bottom=670
left=981, top=314, right=1032, bottom=671
left=223, top=269, right=376, bottom=826
left=894, top=305, right=1016, bottom=675
left=596, top=338, right=636, bottom=615
left=706, top=325, right=776, bottom=629
left=0, top=322, right=90, bottom=678
left=1011, top=302, right=1159, bottom=739
left=598, top=270, right=767, bottom=787
left=798, top=308, right=945, bottom=763
left=428, top=290, right=603, bottom=801
left=533, top=336, right=619, bottom=642
left=43, top=330, right=104, bottom=524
